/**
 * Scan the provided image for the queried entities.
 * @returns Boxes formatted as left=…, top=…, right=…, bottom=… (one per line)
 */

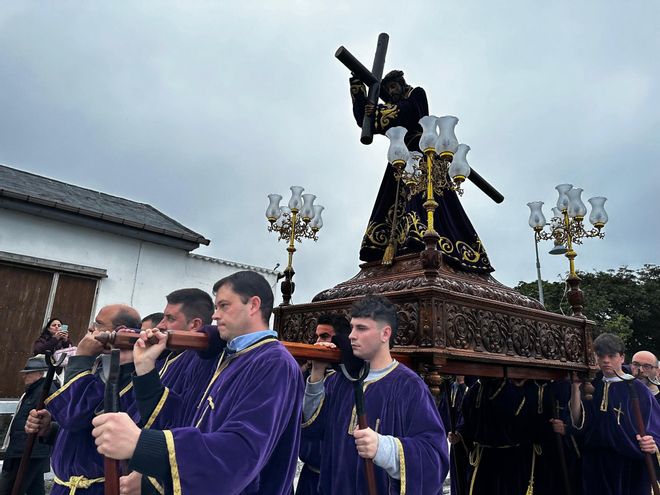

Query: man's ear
left=249, top=296, right=262, bottom=318
left=190, top=318, right=204, bottom=332
left=381, top=325, right=392, bottom=343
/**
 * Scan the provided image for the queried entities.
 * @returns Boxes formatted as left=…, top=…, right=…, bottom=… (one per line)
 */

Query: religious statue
left=349, top=69, right=494, bottom=273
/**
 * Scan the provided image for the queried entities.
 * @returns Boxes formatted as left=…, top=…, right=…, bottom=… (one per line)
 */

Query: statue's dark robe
left=351, top=82, right=493, bottom=272
left=302, top=362, right=449, bottom=494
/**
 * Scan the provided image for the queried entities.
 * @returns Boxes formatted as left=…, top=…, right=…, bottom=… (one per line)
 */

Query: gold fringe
left=382, top=242, right=396, bottom=265
left=525, top=444, right=542, bottom=495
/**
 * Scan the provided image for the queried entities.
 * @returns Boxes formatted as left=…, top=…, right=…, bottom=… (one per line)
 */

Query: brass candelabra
left=528, top=184, right=608, bottom=317
left=385, top=115, right=470, bottom=272
left=266, top=186, right=324, bottom=305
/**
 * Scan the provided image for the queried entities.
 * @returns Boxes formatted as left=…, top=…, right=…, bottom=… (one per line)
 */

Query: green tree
left=515, top=264, right=660, bottom=357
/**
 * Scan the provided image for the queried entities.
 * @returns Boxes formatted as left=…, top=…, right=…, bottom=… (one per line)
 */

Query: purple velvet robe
left=575, top=378, right=660, bottom=495
left=139, top=325, right=224, bottom=495
left=144, top=348, right=221, bottom=429
left=303, top=363, right=448, bottom=494
left=157, top=339, right=303, bottom=495
left=45, top=367, right=139, bottom=495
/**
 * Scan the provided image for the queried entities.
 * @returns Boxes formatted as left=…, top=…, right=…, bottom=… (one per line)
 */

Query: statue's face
left=384, top=80, right=403, bottom=103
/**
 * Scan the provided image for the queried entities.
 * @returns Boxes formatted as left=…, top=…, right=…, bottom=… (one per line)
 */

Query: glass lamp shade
left=300, top=194, right=317, bottom=222
left=555, top=184, right=573, bottom=212
left=434, top=116, right=459, bottom=157
left=550, top=207, right=563, bottom=228
left=549, top=240, right=569, bottom=255
left=310, top=205, right=324, bottom=230
left=588, top=197, right=608, bottom=228
left=405, top=151, right=422, bottom=175
left=288, top=186, right=305, bottom=211
left=266, top=194, right=283, bottom=222
left=275, top=206, right=290, bottom=227
left=385, top=127, right=410, bottom=168
left=551, top=207, right=563, bottom=219
left=566, top=188, right=587, bottom=220
left=418, top=115, right=439, bottom=154
left=527, top=201, right=546, bottom=230
left=449, top=144, right=471, bottom=182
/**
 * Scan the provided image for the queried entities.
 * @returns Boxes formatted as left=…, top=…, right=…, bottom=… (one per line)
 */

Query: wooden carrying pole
left=103, top=350, right=121, bottom=495
left=625, top=379, right=660, bottom=495
left=95, top=331, right=414, bottom=368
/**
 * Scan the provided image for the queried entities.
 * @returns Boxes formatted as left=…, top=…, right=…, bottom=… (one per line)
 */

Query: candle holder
left=266, top=187, right=324, bottom=305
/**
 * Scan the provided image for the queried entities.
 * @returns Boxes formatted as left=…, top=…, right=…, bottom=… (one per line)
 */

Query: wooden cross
left=335, top=33, right=389, bottom=145
left=335, top=33, right=505, bottom=203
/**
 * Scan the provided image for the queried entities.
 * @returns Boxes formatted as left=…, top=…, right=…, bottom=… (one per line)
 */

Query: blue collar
left=226, top=329, right=278, bottom=354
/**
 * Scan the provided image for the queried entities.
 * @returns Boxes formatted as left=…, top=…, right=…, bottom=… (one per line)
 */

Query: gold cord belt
left=53, top=474, right=104, bottom=495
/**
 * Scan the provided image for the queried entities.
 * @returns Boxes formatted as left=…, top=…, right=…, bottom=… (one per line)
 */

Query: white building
left=0, top=163, right=276, bottom=397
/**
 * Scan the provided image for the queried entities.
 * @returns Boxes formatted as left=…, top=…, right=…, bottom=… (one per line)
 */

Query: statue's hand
left=350, top=76, right=366, bottom=95
left=364, top=103, right=375, bottom=117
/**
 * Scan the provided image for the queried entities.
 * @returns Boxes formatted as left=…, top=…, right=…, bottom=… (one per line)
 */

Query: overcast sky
left=1, top=1, right=659, bottom=306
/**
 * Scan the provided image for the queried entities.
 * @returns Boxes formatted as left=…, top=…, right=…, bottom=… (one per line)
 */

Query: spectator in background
left=631, top=350, right=660, bottom=403
left=0, top=355, right=58, bottom=495
left=141, top=312, right=165, bottom=330
left=32, top=318, right=72, bottom=355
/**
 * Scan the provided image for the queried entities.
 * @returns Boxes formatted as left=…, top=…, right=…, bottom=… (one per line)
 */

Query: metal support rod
left=533, top=232, right=545, bottom=306
left=563, top=210, right=577, bottom=276
left=286, top=209, right=298, bottom=270
left=423, top=152, right=437, bottom=234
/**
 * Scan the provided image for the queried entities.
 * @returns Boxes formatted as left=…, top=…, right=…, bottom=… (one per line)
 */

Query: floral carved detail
left=564, top=328, right=584, bottom=363
left=446, top=304, right=477, bottom=350
left=395, top=302, right=419, bottom=346
left=538, top=322, right=562, bottom=361
left=478, top=310, right=508, bottom=354
left=418, top=300, right=433, bottom=348
left=510, top=317, right=536, bottom=358
left=432, top=299, right=444, bottom=348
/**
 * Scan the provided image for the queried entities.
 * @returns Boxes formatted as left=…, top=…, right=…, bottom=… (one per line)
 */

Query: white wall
left=0, top=209, right=277, bottom=322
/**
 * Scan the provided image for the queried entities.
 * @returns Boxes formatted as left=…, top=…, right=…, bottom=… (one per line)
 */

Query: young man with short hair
left=570, top=333, right=660, bottom=494
left=302, top=295, right=448, bottom=494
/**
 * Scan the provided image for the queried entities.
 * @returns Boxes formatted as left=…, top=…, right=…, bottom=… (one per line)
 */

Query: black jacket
left=4, top=377, right=58, bottom=459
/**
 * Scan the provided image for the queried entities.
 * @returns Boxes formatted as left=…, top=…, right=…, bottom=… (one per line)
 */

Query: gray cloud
left=1, top=1, right=658, bottom=306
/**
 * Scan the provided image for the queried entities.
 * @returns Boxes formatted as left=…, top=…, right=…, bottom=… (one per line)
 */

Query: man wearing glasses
left=631, top=350, right=660, bottom=403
